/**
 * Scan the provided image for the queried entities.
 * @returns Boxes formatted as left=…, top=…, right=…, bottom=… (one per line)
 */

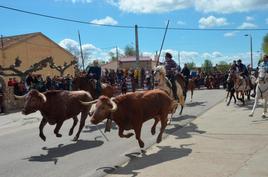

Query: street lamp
left=244, top=34, right=253, bottom=68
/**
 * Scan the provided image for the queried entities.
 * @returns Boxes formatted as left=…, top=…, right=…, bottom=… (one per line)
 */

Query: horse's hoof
left=69, top=130, right=73, bottom=136
left=151, top=128, right=156, bottom=135
left=262, top=114, right=266, bottom=118
left=249, top=114, right=253, bottom=117
left=73, top=136, right=78, bottom=141
left=139, top=141, right=145, bottom=148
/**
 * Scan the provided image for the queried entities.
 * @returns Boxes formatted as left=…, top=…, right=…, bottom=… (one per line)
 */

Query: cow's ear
left=38, top=93, right=47, bottom=103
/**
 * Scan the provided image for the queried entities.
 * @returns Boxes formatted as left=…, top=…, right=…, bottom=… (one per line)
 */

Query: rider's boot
left=171, top=82, right=179, bottom=101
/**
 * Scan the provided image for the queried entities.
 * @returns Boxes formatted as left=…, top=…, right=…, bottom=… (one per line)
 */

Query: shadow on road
left=98, top=145, right=192, bottom=177
left=186, top=101, right=207, bottom=107
left=24, top=140, right=103, bottom=164
left=83, top=122, right=117, bottom=133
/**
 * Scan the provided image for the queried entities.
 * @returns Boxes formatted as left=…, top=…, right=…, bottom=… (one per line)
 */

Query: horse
left=72, top=76, right=115, bottom=99
left=227, top=70, right=251, bottom=105
left=249, top=67, right=268, bottom=117
left=153, top=65, right=186, bottom=116
left=188, top=78, right=195, bottom=102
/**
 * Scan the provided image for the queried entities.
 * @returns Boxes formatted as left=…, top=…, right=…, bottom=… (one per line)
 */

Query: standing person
left=25, top=73, right=34, bottom=91
left=87, top=60, right=102, bottom=97
left=181, top=63, right=190, bottom=90
left=230, top=60, right=238, bottom=72
left=164, top=52, right=179, bottom=100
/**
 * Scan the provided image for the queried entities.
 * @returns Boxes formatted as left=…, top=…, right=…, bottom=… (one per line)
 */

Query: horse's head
left=258, top=67, right=267, bottom=83
left=153, top=65, right=166, bottom=85
left=227, top=70, right=236, bottom=83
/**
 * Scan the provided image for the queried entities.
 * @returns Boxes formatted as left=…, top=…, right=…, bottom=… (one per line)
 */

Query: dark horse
left=72, top=76, right=115, bottom=99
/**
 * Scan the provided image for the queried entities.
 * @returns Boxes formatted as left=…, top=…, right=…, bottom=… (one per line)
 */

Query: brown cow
left=15, top=89, right=92, bottom=141
left=82, top=89, right=177, bottom=148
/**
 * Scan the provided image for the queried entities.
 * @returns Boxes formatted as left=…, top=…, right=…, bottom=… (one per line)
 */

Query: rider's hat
left=93, top=60, right=99, bottom=66
left=237, top=59, right=242, bottom=63
left=165, top=52, right=172, bottom=59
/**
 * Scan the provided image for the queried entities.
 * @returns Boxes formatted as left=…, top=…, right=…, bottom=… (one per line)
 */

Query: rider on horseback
left=181, top=63, right=190, bottom=90
left=237, top=59, right=251, bottom=89
left=87, top=60, right=101, bottom=97
left=164, top=52, right=179, bottom=100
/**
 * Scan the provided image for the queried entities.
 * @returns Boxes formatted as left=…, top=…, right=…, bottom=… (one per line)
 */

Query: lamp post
left=244, top=34, right=253, bottom=68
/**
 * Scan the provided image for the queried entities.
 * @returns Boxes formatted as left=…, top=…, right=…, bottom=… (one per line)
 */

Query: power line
left=1, top=5, right=268, bottom=31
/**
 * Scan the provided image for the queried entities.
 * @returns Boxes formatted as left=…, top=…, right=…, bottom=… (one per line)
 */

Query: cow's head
left=15, top=89, right=47, bottom=115
left=90, top=96, right=117, bottom=124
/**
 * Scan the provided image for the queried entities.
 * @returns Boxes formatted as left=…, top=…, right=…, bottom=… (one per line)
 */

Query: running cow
left=82, top=89, right=178, bottom=148
left=15, top=89, right=93, bottom=141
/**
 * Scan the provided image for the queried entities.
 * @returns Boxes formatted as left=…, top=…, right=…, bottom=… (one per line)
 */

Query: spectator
left=7, top=78, right=13, bottom=86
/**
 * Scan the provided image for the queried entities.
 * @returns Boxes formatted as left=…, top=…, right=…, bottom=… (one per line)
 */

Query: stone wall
left=4, top=87, right=25, bottom=112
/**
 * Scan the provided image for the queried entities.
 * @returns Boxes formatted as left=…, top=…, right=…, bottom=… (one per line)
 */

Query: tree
left=202, top=59, right=213, bottom=73
left=108, top=52, right=117, bottom=61
left=0, top=56, right=53, bottom=80
left=49, top=60, right=77, bottom=77
left=124, top=45, right=136, bottom=56
left=185, top=62, right=196, bottom=70
left=262, top=33, right=268, bottom=55
left=216, top=61, right=231, bottom=73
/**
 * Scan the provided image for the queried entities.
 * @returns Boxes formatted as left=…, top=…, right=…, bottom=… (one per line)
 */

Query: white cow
left=249, top=67, right=268, bottom=117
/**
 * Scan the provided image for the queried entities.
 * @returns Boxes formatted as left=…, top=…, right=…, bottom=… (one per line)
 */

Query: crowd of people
left=7, top=74, right=74, bottom=96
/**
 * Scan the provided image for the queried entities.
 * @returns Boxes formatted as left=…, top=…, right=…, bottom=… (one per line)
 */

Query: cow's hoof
left=69, top=130, right=73, bottom=136
left=56, top=133, right=62, bottom=138
left=151, top=128, right=156, bottom=135
left=125, top=133, right=134, bottom=138
left=40, top=134, right=46, bottom=142
left=139, top=141, right=144, bottom=148
left=156, top=136, right=162, bottom=143
left=73, top=136, right=78, bottom=141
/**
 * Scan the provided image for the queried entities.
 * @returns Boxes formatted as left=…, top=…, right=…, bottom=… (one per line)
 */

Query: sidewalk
left=106, top=100, right=268, bottom=177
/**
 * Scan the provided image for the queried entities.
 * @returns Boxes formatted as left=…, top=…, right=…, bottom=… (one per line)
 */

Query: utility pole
left=1, top=35, right=3, bottom=48
left=78, top=30, right=84, bottom=71
left=116, top=46, right=119, bottom=69
left=244, top=34, right=253, bottom=68
left=178, top=51, right=181, bottom=66
left=135, top=25, right=140, bottom=68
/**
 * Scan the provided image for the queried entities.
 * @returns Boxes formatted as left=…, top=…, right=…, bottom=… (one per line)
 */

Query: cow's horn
left=80, top=99, right=98, bottom=106
left=14, top=93, right=27, bottom=99
left=110, top=98, right=117, bottom=112
left=39, top=92, right=47, bottom=103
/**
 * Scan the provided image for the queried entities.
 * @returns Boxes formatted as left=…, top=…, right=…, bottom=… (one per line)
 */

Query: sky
left=0, top=0, right=268, bottom=67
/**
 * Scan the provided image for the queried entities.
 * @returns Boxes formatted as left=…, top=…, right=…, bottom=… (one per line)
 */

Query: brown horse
left=188, top=78, right=195, bottom=102
left=72, top=76, right=115, bottom=99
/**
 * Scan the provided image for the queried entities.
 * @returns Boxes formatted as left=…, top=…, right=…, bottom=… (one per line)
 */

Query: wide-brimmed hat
left=165, top=52, right=172, bottom=59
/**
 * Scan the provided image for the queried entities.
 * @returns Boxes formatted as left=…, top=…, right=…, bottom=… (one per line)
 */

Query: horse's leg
left=227, top=91, right=232, bottom=106
left=242, top=91, right=245, bottom=105
left=263, top=98, right=267, bottom=118
left=190, top=88, right=193, bottom=102
left=54, top=120, right=64, bottom=138
left=226, top=91, right=230, bottom=102
left=249, top=94, right=258, bottom=117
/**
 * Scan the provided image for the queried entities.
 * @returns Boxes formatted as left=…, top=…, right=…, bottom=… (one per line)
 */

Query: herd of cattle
left=14, top=66, right=268, bottom=149
left=15, top=86, right=178, bottom=148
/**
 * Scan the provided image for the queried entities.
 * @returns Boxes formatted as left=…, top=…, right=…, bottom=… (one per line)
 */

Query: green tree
left=108, top=52, right=117, bottom=61
left=185, top=62, right=196, bottom=70
left=262, top=33, right=268, bottom=55
left=216, top=61, right=231, bottom=73
left=124, top=45, right=136, bottom=56
left=202, top=59, right=213, bottom=73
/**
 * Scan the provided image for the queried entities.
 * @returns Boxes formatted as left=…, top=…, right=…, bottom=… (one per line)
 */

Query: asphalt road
left=0, top=89, right=225, bottom=177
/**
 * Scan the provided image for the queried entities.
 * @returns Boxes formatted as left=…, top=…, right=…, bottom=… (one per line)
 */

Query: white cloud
left=106, top=0, right=268, bottom=14
left=246, top=16, right=254, bottom=21
left=90, top=16, right=118, bottom=25
left=224, top=31, right=239, bottom=37
left=116, top=0, right=192, bottom=13
left=199, top=16, right=228, bottom=28
left=59, top=39, right=101, bottom=67
left=212, top=51, right=223, bottom=58
left=55, top=0, right=92, bottom=3
left=194, top=0, right=268, bottom=14
left=238, top=22, right=257, bottom=29
left=177, top=20, right=186, bottom=25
